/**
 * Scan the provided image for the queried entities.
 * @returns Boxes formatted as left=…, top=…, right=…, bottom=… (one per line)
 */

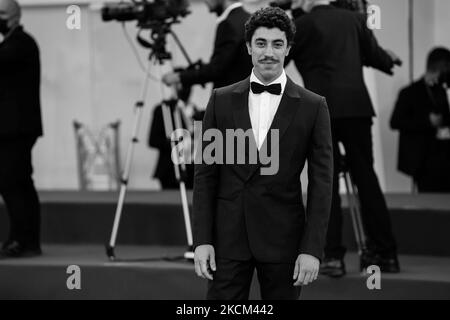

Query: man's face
left=0, top=0, right=19, bottom=35
left=0, top=0, right=9, bottom=23
left=246, top=27, right=291, bottom=84
left=204, top=0, right=225, bottom=16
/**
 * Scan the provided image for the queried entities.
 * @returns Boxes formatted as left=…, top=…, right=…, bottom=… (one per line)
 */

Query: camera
left=101, top=0, right=190, bottom=28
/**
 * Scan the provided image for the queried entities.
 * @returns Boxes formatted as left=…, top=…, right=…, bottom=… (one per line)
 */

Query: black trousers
left=207, top=258, right=301, bottom=300
left=0, top=137, right=41, bottom=249
left=325, top=118, right=397, bottom=259
left=416, top=140, right=450, bottom=193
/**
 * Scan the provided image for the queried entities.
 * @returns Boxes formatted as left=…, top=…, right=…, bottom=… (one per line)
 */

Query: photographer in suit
left=148, top=82, right=204, bottom=189
left=287, top=0, right=401, bottom=276
left=193, top=7, right=333, bottom=300
left=391, top=47, right=450, bottom=193
left=162, top=0, right=253, bottom=89
left=0, top=0, right=42, bottom=258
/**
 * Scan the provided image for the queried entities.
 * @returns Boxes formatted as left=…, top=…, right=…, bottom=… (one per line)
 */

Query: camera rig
left=102, top=0, right=191, bottom=62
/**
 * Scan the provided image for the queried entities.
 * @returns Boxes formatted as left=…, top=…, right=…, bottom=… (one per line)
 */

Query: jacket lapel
left=232, top=77, right=259, bottom=166
left=246, top=77, right=302, bottom=181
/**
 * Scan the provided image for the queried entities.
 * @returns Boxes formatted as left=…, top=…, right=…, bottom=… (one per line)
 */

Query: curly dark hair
left=245, top=7, right=296, bottom=45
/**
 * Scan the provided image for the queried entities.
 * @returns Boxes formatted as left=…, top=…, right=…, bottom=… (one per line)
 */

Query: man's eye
left=256, top=42, right=265, bottom=47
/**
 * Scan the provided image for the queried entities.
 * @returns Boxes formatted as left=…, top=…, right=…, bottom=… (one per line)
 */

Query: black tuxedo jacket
left=0, top=26, right=42, bottom=138
left=289, top=5, right=394, bottom=119
left=179, top=6, right=253, bottom=89
left=193, top=76, right=333, bottom=263
left=390, top=79, right=450, bottom=177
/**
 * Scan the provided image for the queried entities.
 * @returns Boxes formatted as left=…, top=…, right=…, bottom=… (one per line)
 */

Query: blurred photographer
left=0, top=0, right=42, bottom=258
left=286, top=0, right=402, bottom=276
left=148, top=81, right=203, bottom=190
left=391, top=47, right=450, bottom=193
left=162, top=0, right=253, bottom=89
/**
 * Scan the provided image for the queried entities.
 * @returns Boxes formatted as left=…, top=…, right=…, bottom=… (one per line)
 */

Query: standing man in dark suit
left=288, top=0, right=401, bottom=276
left=148, top=84, right=201, bottom=189
left=391, top=47, right=450, bottom=193
left=0, top=0, right=42, bottom=258
left=162, top=0, right=253, bottom=89
left=193, top=7, right=333, bottom=300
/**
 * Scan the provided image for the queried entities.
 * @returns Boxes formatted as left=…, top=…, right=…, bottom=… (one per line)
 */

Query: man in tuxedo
left=162, top=0, right=253, bottom=89
left=0, top=0, right=42, bottom=258
left=391, top=47, right=450, bottom=193
left=193, top=7, right=333, bottom=300
left=288, top=0, right=401, bottom=276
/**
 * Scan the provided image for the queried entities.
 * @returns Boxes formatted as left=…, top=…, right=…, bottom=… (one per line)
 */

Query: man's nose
left=263, top=45, right=275, bottom=57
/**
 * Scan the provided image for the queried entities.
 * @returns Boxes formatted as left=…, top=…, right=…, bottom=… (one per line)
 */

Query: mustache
left=259, top=58, right=279, bottom=63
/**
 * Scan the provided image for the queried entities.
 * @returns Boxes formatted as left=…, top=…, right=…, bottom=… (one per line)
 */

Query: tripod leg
left=106, top=62, right=153, bottom=260
left=344, top=171, right=368, bottom=254
left=349, top=179, right=367, bottom=250
left=172, top=107, right=194, bottom=245
left=342, top=171, right=364, bottom=255
left=160, top=101, right=194, bottom=260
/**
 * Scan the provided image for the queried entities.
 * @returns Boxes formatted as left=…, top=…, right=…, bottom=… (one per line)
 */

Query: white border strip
left=19, top=0, right=113, bottom=7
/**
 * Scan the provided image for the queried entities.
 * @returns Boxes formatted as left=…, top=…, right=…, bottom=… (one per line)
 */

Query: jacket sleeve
left=390, top=88, right=434, bottom=133
left=301, top=97, right=333, bottom=261
left=192, top=90, right=219, bottom=249
left=357, top=14, right=395, bottom=75
left=179, top=21, right=241, bottom=86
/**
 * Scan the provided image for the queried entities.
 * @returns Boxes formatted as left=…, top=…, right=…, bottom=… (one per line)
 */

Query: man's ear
left=286, top=45, right=291, bottom=57
left=246, top=42, right=252, bottom=55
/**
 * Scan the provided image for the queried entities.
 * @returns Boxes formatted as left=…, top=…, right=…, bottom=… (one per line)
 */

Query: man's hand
left=430, top=112, right=443, bottom=128
left=293, top=254, right=320, bottom=286
left=386, top=49, right=403, bottom=67
left=194, top=244, right=216, bottom=280
left=162, top=72, right=181, bottom=86
left=437, top=127, right=450, bottom=140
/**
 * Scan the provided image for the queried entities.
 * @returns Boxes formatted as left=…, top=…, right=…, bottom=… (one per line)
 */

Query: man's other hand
left=162, top=72, right=181, bottom=86
left=194, top=244, right=216, bottom=280
left=386, top=49, right=403, bottom=67
left=430, top=112, right=443, bottom=128
left=293, top=254, right=320, bottom=286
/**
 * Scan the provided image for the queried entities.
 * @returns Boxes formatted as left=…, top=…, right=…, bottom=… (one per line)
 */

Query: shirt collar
left=1, top=24, right=21, bottom=43
left=216, top=2, right=243, bottom=25
left=250, top=69, right=287, bottom=95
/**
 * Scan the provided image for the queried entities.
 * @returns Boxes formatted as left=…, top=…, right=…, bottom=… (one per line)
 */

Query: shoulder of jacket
left=297, top=85, right=325, bottom=103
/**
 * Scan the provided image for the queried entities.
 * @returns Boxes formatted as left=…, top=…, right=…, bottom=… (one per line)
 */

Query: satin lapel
left=246, top=77, right=302, bottom=181
left=232, top=78, right=259, bottom=170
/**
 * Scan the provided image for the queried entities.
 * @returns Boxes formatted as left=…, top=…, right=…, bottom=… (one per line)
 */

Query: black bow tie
left=250, top=82, right=282, bottom=95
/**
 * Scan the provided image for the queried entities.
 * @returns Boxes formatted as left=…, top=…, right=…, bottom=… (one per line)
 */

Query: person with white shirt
left=193, top=7, right=333, bottom=300
left=162, top=0, right=253, bottom=89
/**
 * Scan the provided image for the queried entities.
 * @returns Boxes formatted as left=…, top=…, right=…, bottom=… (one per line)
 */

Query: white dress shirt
left=248, top=69, right=287, bottom=149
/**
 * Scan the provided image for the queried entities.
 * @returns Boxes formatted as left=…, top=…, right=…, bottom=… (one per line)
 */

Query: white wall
left=21, top=1, right=217, bottom=190
left=16, top=0, right=449, bottom=191
left=434, top=0, right=450, bottom=49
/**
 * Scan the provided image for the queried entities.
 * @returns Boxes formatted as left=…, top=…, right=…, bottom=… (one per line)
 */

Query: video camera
left=101, top=0, right=190, bottom=29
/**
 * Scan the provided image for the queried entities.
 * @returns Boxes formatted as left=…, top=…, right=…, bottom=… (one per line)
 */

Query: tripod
left=337, top=142, right=370, bottom=271
left=106, top=26, right=195, bottom=261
